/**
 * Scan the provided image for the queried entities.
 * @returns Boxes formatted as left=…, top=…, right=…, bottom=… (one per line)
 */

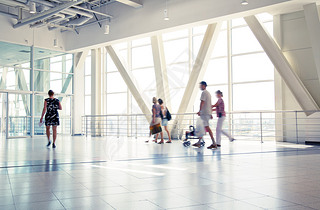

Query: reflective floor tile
left=53, top=189, right=94, bottom=200
left=148, top=195, right=200, bottom=209
left=59, top=197, right=110, bottom=209
left=14, top=192, right=57, bottom=204
left=0, top=195, right=15, bottom=206
left=15, top=200, right=65, bottom=210
left=243, top=196, right=296, bottom=209
left=208, top=200, right=264, bottom=210
left=108, top=200, right=162, bottom=210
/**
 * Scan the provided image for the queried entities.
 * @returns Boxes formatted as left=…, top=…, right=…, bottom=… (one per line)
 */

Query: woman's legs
left=164, top=126, right=171, bottom=143
left=216, top=117, right=224, bottom=145
left=158, top=132, right=164, bottom=144
left=52, top=126, right=57, bottom=144
left=46, top=126, right=51, bottom=142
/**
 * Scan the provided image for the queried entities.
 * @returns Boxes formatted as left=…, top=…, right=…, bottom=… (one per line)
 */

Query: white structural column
left=106, top=45, right=152, bottom=122
left=151, top=35, right=171, bottom=110
left=172, top=23, right=221, bottom=133
left=91, top=48, right=103, bottom=136
left=72, top=50, right=88, bottom=135
left=304, top=3, right=320, bottom=84
left=244, top=15, right=319, bottom=115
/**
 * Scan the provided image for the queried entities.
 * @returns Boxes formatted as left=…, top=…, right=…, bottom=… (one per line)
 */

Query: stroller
left=182, top=118, right=206, bottom=147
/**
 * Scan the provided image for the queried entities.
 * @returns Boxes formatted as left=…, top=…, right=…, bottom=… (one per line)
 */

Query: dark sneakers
left=47, top=141, right=51, bottom=147
left=52, top=143, right=56, bottom=149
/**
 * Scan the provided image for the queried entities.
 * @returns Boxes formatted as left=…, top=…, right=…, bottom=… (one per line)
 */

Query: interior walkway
left=0, top=136, right=320, bottom=210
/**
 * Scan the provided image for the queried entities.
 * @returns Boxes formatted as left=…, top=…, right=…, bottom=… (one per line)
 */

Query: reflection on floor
left=0, top=136, right=320, bottom=210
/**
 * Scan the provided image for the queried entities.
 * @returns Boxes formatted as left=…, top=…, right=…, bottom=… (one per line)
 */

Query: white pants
left=216, top=116, right=233, bottom=145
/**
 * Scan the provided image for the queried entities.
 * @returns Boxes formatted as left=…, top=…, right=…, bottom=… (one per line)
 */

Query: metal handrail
left=81, top=110, right=320, bottom=143
left=82, top=110, right=320, bottom=117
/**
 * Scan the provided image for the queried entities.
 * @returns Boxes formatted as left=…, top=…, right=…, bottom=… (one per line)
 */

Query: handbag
left=166, top=109, right=172, bottom=121
left=150, top=123, right=162, bottom=135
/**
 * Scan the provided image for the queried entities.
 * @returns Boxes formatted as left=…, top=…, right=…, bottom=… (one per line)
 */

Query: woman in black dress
left=40, top=90, right=62, bottom=148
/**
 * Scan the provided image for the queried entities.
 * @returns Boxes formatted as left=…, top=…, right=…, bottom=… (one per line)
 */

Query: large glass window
left=77, top=13, right=276, bottom=139
left=0, top=41, right=74, bottom=136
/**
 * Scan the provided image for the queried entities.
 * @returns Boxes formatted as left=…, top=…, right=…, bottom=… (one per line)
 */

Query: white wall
left=63, top=0, right=298, bottom=51
left=0, top=15, right=65, bottom=51
left=274, top=10, right=320, bottom=143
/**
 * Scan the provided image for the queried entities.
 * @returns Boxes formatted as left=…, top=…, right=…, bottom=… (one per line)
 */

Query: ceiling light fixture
left=29, top=2, right=36, bottom=14
left=241, top=0, right=248, bottom=5
left=104, top=24, right=110, bottom=35
left=164, top=0, right=169, bottom=21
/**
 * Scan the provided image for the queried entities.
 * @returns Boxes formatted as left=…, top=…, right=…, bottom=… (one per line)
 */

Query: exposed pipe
left=24, top=0, right=93, bottom=18
left=47, top=23, right=74, bottom=31
left=0, top=0, right=29, bottom=9
left=72, top=5, right=112, bottom=18
left=18, top=7, right=22, bottom=19
left=30, top=21, right=46, bottom=28
left=0, top=10, right=18, bottom=19
left=61, top=16, right=90, bottom=26
left=13, top=0, right=83, bottom=28
left=75, top=17, right=109, bottom=29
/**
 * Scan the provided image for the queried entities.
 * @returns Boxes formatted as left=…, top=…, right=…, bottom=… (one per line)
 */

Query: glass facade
left=0, top=41, right=73, bottom=137
left=80, top=14, right=275, bottom=139
left=83, top=15, right=274, bottom=116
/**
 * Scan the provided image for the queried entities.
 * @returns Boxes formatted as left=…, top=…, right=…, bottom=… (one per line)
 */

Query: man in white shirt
left=193, top=81, right=217, bottom=149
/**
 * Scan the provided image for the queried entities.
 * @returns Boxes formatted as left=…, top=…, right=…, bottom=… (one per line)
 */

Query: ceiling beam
left=115, top=0, right=142, bottom=8
left=0, top=11, right=18, bottom=19
left=13, top=0, right=84, bottom=28
left=106, top=45, right=152, bottom=122
left=171, top=23, right=221, bottom=136
left=244, top=15, right=319, bottom=115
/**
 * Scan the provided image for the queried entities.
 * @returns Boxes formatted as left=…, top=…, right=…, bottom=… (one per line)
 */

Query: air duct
left=26, top=0, right=93, bottom=18
left=62, top=16, right=90, bottom=26
left=30, top=21, right=46, bottom=28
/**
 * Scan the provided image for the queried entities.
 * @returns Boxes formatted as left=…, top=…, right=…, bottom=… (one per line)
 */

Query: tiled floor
left=0, top=135, right=320, bottom=209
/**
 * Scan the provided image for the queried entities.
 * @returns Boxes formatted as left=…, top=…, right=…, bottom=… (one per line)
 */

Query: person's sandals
left=166, top=140, right=172, bottom=143
left=192, top=142, right=201, bottom=148
left=158, top=140, right=164, bottom=144
left=207, top=144, right=218, bottom=149
left=145, top=139, right=157, bottom=143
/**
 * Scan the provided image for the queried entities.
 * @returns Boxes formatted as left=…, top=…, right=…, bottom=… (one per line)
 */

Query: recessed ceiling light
left=241, top=0, right=248, bottom=5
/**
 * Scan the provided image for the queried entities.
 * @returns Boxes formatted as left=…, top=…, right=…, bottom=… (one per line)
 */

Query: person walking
left=193, top=81, right=218, bottom=149
left=146, top=97, right=164, bottom=144
left=158, top=98, right=172, bottom=143
left=40, top=90, right=62, bottom=148
left=212, top=90, right=235, bottom=147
